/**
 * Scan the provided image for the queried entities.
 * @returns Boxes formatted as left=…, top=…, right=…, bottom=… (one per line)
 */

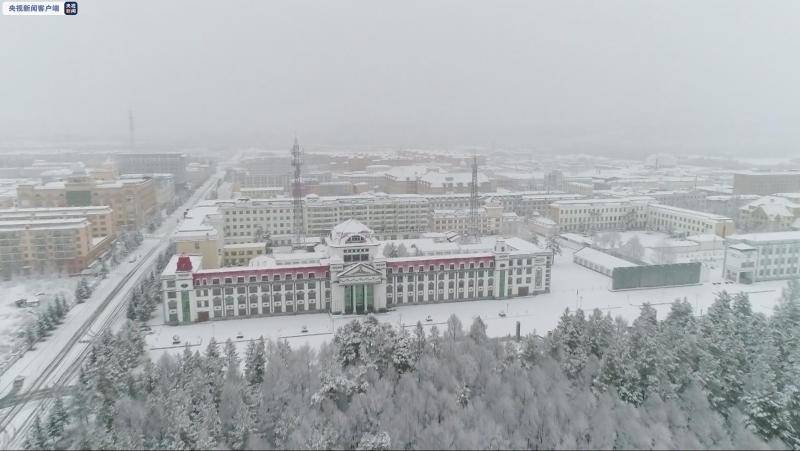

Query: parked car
left=301, top=325, right=308, bottom=333
left=425, top=315, right=433, bottom=322
left=499, top=311, right=507, bottom=318
left=172, top=335, right=181, bottom=345
left=236, top=331, right=244, bottom=339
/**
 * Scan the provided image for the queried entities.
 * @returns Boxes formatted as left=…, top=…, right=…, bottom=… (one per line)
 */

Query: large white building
left=304, top=193, right=430, bottom=239
left=724, top=231, right=800, bottom=283
left=548, top=197, right=653, bottom=233
left=646, top=203, right=735, bottom=238
left=548, top=197, right=735, bottom=237
left=160, top=220, right=552, bottom=324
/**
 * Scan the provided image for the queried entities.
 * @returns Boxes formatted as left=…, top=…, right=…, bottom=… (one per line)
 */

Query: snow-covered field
left=146, top=247, right=790, bottom=360
left=0, top=278, right=77, bottom=369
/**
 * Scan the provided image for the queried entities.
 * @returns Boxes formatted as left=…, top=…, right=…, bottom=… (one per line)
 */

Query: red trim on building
left=192, top=264, right=330, bottom=285
left=386, top=255, right=494, bottom=269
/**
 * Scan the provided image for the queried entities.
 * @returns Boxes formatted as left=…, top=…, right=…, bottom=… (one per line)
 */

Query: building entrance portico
left=343, top=283, right=376, bottom=314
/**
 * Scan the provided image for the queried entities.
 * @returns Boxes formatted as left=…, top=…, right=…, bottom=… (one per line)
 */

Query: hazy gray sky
left=1, top=0, right=799, bottom=154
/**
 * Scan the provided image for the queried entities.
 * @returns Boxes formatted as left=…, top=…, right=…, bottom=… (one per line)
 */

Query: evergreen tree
left=126, top=299, right=137, bottom=321
left=26, top=414, right=48, bottom=450
left=244, top=337, right=266, bottom=386
left=46, top=397, right=68, bottom=442
left=224, top=338, right=241, bottom=376
left=468, top=316, right=488, bottom=343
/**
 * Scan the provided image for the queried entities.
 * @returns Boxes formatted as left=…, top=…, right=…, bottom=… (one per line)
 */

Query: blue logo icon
left=64, top=1, right=77, bottom=15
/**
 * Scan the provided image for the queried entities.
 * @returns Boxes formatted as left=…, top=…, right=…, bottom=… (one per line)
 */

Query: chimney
left=176, top=254, right=193, bottom=272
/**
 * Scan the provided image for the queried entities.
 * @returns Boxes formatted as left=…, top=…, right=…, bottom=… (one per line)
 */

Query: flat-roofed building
left=0, top=206, right=115, bottom=239
left=549, top=197, right=653, bottom=233
left=17, top=176, right=157, bottom=230
left=0, top=218, right=112, bottom=277
left=724, top=231, right=800, bottom=283
left=733, top=171, right=800, bottom=195
left=646, top=203, right=735, bottom=237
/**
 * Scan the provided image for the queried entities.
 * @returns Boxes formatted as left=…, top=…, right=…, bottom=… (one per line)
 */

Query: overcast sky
left=1, top=0, right=799, bottom=155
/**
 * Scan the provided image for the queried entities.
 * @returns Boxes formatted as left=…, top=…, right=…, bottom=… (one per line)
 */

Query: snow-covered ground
left=0, top=278, right=77, bottom=370
left=147, top=247, right=789, bottom=360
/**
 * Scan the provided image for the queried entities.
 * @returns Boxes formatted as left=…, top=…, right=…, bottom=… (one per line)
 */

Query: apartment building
left=160, top=220, right=551, bottom=323
left=548, top=197, right=653, bottom=233
left=0, top=218, right=113, bottom=277
left=646, top=204, right=735, bottom=238
left=423, top=191, right=583, bottom=217
left=431, top=203, right=505, bottom=235
left=304, top=193, right=430, bottom=239
left=17, top=176, right=157, bottom=230
left=724, top=231, right=800, bottom=283
left=0, top=206, right=115, bottom=239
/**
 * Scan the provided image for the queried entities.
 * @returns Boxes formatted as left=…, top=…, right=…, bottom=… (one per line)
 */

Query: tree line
left=26, top=280, right=800, bottom=449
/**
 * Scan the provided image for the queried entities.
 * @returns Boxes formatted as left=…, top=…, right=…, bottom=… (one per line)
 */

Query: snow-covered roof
left=0, top=217, right=89, bottom=231
left=551, top=196, right=654, bottom=206
left=727, top=231, right=800, bottom=243
left=420, top=171, right=490, bottom=188
left=740, top=195, right=800, bottom=219
left=648, top=203, right=733, bottom=221
left=729, top=243, right=757, bottom=252
left=573, top=247, right=638, bottom=270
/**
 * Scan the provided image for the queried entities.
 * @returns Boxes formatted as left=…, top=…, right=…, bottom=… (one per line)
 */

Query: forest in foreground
left=26, top=280, right=800, bottom=450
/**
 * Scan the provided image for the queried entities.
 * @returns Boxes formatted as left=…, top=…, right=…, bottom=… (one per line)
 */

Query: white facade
left=646, top=203, right=735, bottom=237
left=724, top=231, right=800, bottom=283
left=549, top=197, right=653, bottom=233
left=161, top=220, right=552, bottom=324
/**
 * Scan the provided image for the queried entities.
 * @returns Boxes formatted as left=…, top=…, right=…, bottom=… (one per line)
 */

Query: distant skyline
left=1, top=1, right=799, bottom=156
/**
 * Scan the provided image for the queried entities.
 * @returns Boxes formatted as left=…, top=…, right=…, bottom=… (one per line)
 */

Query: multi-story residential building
left=160, top=220, right=551, bottom=323
left=423, top=192, right=583, bottom=217
left=116, top=153, right=188, bottom=186
left=733, top=171, right=800, bottom=195
left=517, top=193, right=585, bottom=217
left=724, top=231, right=800, bottom=283
left=430, top=202, right=506, bottom=235
left=738, top=194, right=800, bottom=232
left=16, top=176, right=157, bottom=230
left=0, top=206, right=115, bottom=239
left=548, top=197, right=653, bottom=233
left=217, top=198, right=295, bottom=245
left=304, top=193, right=430, bottom=239
left=0, top=218, right=113, bottom=277
left=646, top=204, right=735, bottom=238
left=121, top=173, right=175, bottom=210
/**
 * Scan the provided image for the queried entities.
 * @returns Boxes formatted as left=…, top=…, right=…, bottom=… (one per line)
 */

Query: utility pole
left=291, top=137, right=305, bottom=248
left=468, top=154, right=480, bottom=242
left=128, top=108, right=135, bottom=151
